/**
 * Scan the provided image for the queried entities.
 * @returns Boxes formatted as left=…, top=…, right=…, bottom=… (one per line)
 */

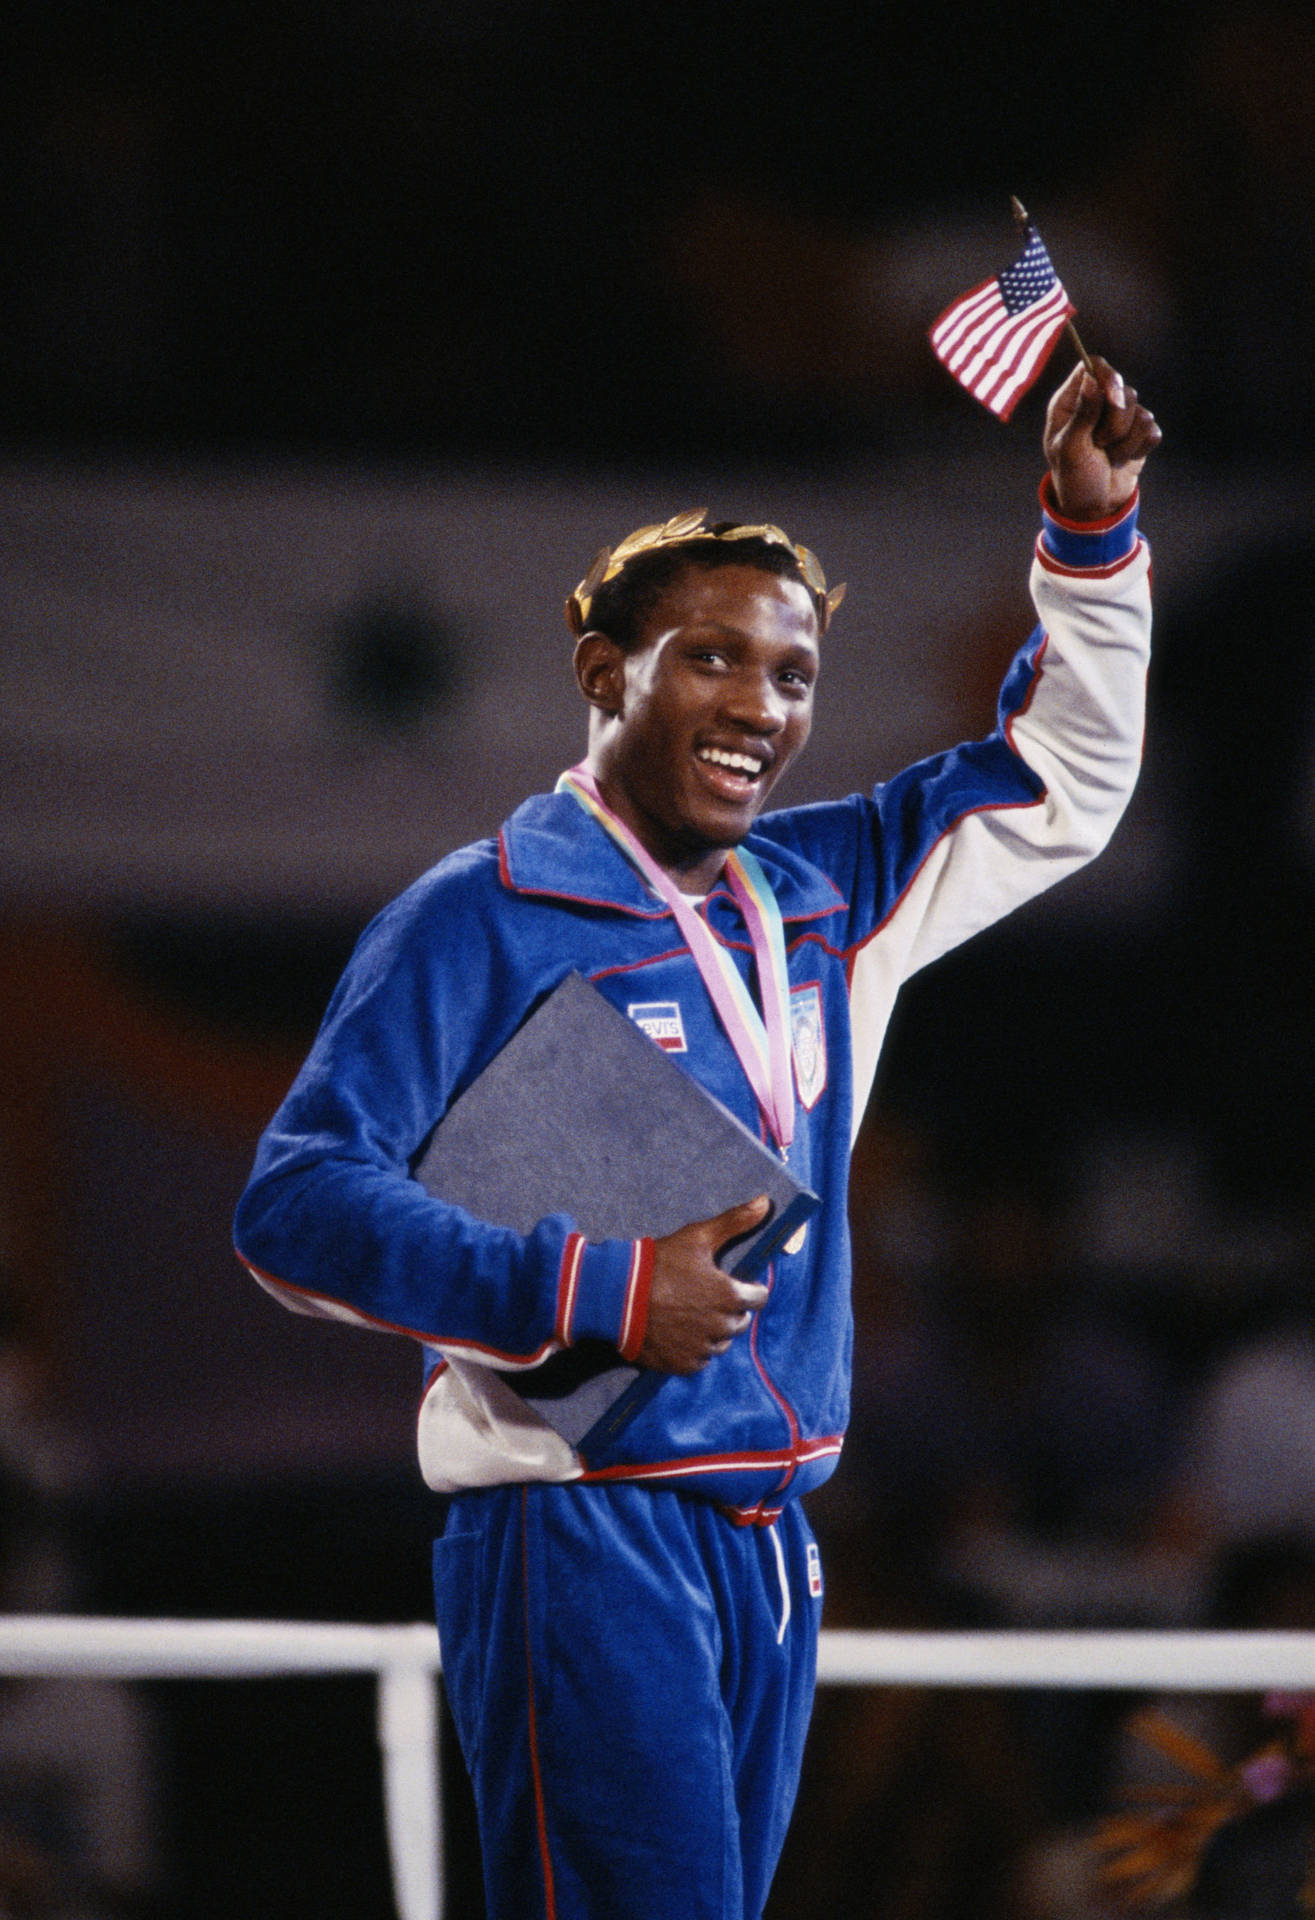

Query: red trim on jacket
left=238, top=1252, right=565, bottom=1369
left=618, top=1240, right=654, bottom=1365
left=1034, top=534, right=1147, bottom=579
left=577, top=1436, right=843, bottom=1486
left=1038, top=473, right=1139, bottom=533
left=498, top=829, right=670, bottom=919
left=553, top=1234, right=586, bottom=1346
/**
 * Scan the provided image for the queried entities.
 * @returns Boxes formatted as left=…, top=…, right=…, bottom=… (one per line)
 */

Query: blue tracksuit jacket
left=234, top=488, right=1151, bottom=1522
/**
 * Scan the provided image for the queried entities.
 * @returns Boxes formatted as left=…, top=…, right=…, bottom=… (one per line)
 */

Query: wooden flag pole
left=1010, top=196, right=1096, bottom=375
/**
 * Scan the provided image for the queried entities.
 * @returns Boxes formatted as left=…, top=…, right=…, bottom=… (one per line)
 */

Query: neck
left=626, top=832, right=731, bottom=900
left=581, top=764, right=730, bottom=896
left=660, top=842, right=729, bottom=896
left=609, top=818, right=729, bottom=896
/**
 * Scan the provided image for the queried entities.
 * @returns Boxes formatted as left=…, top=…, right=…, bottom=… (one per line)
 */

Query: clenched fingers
left=1093, top=385, right=1162, bottom=464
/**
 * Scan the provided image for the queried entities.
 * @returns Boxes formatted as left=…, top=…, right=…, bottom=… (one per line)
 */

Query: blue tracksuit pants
left=432, top=1482, right=822, bottom=1920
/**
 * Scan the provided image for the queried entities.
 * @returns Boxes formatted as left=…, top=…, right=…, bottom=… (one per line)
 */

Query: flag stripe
left=982, top=301, right=1073, bottom=416
left=975, top=287, right=1072, bottom=406
left=954, top=281, right=1068, bottom=392
left=987, top=309, right=1073, bottom=418
left=929, top=224, right=1075, bottom=420
left=929, top=277, right=997, bottom=354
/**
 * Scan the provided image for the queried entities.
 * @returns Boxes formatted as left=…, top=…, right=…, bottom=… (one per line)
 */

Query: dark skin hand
left=640, top=1195, right=771, bottom=1374
left=1044, top=354, right=1161, bottom=520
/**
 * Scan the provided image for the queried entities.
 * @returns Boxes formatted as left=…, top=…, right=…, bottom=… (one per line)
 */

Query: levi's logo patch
left=628, top=1001, right=687, bottom=1052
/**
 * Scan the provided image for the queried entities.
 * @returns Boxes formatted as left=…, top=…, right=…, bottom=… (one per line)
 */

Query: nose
left=723, top=668, right=787, bottom=735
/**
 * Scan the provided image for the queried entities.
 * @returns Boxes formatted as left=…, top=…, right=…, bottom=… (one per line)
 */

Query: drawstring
left=767, top=1522, right=791, bottom=1645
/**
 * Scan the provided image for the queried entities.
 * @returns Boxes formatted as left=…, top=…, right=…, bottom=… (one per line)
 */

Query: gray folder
left=413, top=969, right=818, bottom=1451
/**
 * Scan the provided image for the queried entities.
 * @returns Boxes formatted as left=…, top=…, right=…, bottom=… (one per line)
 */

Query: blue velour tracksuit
left=235, top=489, right=1151, bottom=1918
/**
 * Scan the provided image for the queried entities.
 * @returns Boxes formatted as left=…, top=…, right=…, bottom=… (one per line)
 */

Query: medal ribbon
left=559, top=763, right=795, bottom=1150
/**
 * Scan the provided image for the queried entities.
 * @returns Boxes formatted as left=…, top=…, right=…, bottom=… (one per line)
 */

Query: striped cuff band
left=1038, top=474, right=1140, bottom=571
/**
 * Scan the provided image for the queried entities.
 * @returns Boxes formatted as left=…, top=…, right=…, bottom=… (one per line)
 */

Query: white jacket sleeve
left=843, top=482, right=1151, bottom=1136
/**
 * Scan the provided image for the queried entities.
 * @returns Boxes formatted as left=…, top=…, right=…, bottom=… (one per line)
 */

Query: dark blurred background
left=3, top=2, right=1315, bottom=1915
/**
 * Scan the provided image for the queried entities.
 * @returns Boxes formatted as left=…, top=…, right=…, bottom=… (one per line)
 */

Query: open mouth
left=695, top=745, right=768, bottom=797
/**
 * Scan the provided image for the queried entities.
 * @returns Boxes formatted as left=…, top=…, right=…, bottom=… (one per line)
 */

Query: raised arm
left=758, top=356, right=1161, bottom=1136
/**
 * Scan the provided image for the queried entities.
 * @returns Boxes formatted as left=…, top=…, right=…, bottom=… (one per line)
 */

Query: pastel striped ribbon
left=559, top=764, right=795, bottom=1150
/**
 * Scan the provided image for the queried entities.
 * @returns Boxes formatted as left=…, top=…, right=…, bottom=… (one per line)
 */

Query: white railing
left=5, top=1617, right=1315, bottom=1920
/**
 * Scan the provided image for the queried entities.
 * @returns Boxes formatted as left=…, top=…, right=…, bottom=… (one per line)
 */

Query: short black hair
left=585, top=536, right=815, bottom=653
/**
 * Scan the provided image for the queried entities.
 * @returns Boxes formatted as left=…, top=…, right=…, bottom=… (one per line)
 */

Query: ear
left=573, top=631, right=626, bottom=716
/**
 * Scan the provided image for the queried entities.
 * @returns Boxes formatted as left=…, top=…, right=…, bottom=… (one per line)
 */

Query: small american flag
left=929, top=225, right=1075, bottom=421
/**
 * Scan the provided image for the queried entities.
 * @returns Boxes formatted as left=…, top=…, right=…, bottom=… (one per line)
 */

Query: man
left=235, top=358, right=1159, bottom=1919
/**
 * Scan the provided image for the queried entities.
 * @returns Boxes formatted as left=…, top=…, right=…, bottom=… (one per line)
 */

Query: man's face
left=581, top=561, right=820, bottom=889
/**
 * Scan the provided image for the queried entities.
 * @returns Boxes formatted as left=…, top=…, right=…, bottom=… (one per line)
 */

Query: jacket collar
left=499, top=787, right=843, bottom=922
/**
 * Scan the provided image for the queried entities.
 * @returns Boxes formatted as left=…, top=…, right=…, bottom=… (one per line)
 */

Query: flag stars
left=928, top=220, right=1075, bottom=421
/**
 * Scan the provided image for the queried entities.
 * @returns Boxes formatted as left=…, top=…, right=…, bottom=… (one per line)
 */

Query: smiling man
left=235, top=358, right=1159, bottom=1919
left=574, top=551, right=822, bottom=892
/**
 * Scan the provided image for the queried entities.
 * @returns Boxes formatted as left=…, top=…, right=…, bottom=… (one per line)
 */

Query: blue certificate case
left=413, top=970, right=818, bottom=1451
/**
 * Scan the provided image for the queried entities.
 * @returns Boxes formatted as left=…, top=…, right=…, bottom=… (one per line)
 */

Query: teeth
left=698, top=747, right=763, bottom=777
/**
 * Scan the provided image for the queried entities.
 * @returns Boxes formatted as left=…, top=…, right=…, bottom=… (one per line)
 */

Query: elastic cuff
left=618, top=1240, right=654, bottom=1364
left=557, top=1234, right=651, bottom=1354
left=1037, top=473, right=1140, bottom=571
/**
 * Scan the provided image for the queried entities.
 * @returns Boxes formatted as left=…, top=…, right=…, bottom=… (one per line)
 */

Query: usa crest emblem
left=790, top=984, right=826, bottom=1109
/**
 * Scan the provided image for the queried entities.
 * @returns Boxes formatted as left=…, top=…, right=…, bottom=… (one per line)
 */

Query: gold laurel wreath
left=564, top=508, right=847, bottom=639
